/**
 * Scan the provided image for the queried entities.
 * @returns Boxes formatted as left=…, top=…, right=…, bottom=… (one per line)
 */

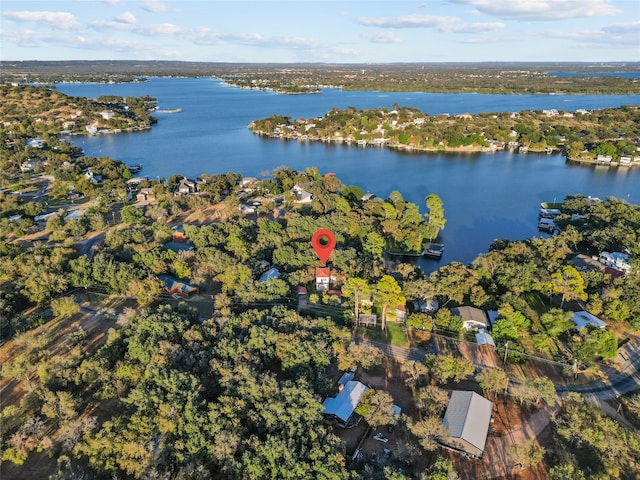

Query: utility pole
left=503, top=340, right=509, bottom=364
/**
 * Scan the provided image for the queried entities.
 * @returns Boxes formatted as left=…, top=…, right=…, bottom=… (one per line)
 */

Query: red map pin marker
left=311, top=229, right=336, bottom=265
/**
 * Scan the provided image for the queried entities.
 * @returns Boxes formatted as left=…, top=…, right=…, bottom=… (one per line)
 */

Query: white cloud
left=445, top=22, right=503, bottom=33
left=363, top=31, right=401, bottom=44
left=114, top=12, right=137, bottom=24
left=546, top=25, right=640, bottom=47
left=355, top=13, right=502, bottom=33
left=602, top=21, right=640, bottom=34
left=450, top=0, right=621, bottom=20
left=89, top=19, right=181, bottom=36
left=188, top=27, right=264, bottom=45
left=2, top=11, right=80, bottom=31
left=140, top=0, right=179, bottom=13
left=356, top=14, right=458, bottom=29
left=2, top=28, right=87, bottom=48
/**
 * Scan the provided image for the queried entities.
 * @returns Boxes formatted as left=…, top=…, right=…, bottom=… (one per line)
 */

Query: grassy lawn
left=522, top=291, right=550, bottom=315
left=358, top=322, right=410, bottom=348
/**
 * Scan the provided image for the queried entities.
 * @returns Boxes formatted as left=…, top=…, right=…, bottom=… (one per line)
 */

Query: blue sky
left=1, top=0, right=639, bottom=63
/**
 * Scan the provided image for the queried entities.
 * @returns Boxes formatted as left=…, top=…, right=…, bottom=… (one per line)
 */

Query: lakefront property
left=249, top=105, right=640, bottom=166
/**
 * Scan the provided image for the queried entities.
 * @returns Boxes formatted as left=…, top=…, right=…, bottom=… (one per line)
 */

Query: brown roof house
left=451, top=306, right=489, bottom=331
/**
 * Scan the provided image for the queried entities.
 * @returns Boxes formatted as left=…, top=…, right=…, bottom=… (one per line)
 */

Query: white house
left=451, top=306, right=489, bottom=331
left=291, top=184, right=313, bottom=203
left=315, top=267, right=332, bottom=291
left=598, top=251, right=631, bottom=274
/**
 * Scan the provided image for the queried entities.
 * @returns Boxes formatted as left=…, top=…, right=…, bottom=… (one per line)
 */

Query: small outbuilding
left=441, top=391, right=493, bottom=458
left=259, top=267, right=281, bottom=283
left=571, top=311, right=607, bottom=330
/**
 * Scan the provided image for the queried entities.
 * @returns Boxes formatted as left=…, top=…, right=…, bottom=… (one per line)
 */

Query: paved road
left=79, top=232, right=106, bottom=257
left=356, top=337, right=640, bottom=401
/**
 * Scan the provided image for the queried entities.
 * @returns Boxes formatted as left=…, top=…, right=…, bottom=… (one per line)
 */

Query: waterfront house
left=394, top=304, right=407, bottom=323
left=451, top=306, right=489, bottom=331
left=414, top=297, right=439, bottom=314
left=26, top=138, right=46, bottom=149
left=176, top=177, right=197, bottom=195
left=20, top=158, right=42, bottom=172
left=598, top=251, right=631, bottom=274
left=84, top=169, right=103, bottom=185
left=292, top=184, right=313, bottom=203
left=596, top=155, right=612, bottom=165
left=136, top=188, right=154, bottom=203
left=441, top=391, right=493, bottom=458
left=99, top=110, right=114, bottom=120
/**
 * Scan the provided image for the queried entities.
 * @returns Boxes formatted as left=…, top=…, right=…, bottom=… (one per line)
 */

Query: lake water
left=57, top=78, right=640, bottom=270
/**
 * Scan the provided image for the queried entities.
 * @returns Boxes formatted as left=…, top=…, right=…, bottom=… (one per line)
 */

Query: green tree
left=342, top=277, right=371, bottom=325
left=425, top=353, right=474, bottom=385
left=547, top=265, right=587, bottom=308
left=425, top=193, right=446, bottom=239
left=355, top=389, right=395, bottom=428
left=409, top=416, right=449, bottom=451
left=51, top=296, right=80, bottom=318
left=476, top=368, right=508, bottom=399
left=120, top=205, right=146, bottom=224
left=375, top=275, right=405, bottom=331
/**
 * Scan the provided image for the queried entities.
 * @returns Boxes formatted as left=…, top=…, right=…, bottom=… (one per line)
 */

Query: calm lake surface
left=57, top=78, right=640, bottom=270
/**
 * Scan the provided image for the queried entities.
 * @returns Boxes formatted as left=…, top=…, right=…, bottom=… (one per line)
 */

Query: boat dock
left=422, top=242, right=445, bottom=258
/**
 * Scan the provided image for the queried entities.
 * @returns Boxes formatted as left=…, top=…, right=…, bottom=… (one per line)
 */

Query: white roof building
left=571, top=311, right=607, bottom=330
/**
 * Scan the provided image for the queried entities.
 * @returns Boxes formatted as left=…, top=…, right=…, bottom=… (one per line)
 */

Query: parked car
left=372, top=433, right=389, bottom=443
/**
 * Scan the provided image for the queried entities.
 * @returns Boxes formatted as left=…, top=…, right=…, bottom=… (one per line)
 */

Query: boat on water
left=422, top=242, right=445, bottom=258
left=385, top=241, right=445, bottom=258
left=127, top=164, right=142, bottom=173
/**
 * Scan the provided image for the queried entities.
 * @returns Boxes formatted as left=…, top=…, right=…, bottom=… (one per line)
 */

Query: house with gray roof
left=441, top=391, right=493, bottom=458
left=451, top=306, right=489, bottom=331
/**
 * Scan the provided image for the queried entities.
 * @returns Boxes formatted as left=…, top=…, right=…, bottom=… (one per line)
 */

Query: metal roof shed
left=322, top=381, right=369, bottom=425
left=442, top=391, right=493, bottom=458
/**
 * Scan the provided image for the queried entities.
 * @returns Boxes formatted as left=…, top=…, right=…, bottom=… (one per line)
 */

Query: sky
left=1, top=0, right=639, bottom=63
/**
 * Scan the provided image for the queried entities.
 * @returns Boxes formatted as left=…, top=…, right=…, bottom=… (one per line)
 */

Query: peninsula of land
left=250, top=105, right=640, bottom=166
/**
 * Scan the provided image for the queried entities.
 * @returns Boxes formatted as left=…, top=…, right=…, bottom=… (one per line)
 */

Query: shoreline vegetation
left=1, top=60, right=639, bottom=95
left=249, top=105, right=640, bottom=167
